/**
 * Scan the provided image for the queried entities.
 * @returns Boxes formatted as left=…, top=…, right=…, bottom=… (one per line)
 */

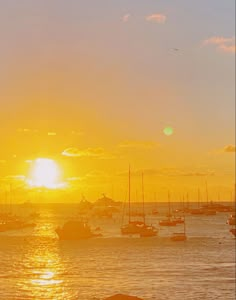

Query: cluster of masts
left=55, top=168, right=235, bottom=241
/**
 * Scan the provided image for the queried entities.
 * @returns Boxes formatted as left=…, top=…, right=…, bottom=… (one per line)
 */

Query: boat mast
left=205, top=181, right=209, bottom=205
left=128, top=165, right=131, bottom=224
left=168, top=190, right=171, bottom=218
left=142, top=172, right=145, bottom=224
left=183, top=213, right=186, bottom=234
left=198, top=188, right=200, bottom=208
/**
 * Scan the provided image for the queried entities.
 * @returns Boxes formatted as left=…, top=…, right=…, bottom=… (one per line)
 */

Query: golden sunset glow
left=0, top=2, right=235, bottom=300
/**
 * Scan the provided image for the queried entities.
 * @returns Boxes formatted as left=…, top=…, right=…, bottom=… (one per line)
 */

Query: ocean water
left=0, top=203, right=235, bottom=300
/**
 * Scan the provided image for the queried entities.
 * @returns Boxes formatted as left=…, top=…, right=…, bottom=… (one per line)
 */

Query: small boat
left=0, top=213, right=36, bottom=232
left=159, top=191, right=177, bottom=226
left=29, top=212, right=40, bottom=218
left=190, top=208, right=204, bottom=215
left=121, top=221, right=145, bottom=235
left=139, top=225, right=158, bottom=237
left=173, top=216, right=185, bottom=224
left=204, top=209, right=216, bottom=216
left=104, top=294, right=144, bottom=300
left=55, top=221, right=101, bottom=240
left=229, top=228, right=236, bottom=237
left=171, top=232, right=187, bottom=241
left=159, top=219, right=177, bottom=226
left=152, top=209, right=159, bottom=215
left=121, top=169, right=153, bottom=236
left=227, top=214, right=235, bottom=225
left=171, top=215, right=187, bottom=241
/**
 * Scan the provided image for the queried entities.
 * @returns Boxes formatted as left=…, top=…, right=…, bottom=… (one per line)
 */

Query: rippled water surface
left=0, top=203, right=235, bottom=300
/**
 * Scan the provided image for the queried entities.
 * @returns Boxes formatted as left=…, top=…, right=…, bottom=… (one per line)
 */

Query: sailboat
left=190, top=188, right=204, bottom=215
left=171, top=214, right=187, bottom=241
left=159, top=191, right=177, bottom=226
left=139, top=173, right=157, bottom=237
left=121, top=167, right=145, bottom=235
left=151, top=192, right=159, bottom=215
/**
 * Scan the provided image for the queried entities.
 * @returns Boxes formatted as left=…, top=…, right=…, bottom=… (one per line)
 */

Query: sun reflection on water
left=20, top=217, right=73, bottom=300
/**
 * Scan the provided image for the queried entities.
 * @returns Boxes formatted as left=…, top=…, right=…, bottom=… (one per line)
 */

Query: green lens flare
left=163, top=127, right=173, bottom=136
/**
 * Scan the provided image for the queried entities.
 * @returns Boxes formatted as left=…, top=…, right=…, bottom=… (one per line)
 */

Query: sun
left=27, top=158, right=61, bottom=188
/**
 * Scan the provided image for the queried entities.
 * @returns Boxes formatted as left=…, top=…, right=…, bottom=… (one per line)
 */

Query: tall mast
left=198, top=188, right=200, bottom=208
left=205, top=181, right=209, bottom=205
left=183, top=213, right=186, bottom=234
left=128, top=165, right=131, bottom=224
left=168, top=190, right=171, bottom=218
left=142, top=172, right=145, bottom=224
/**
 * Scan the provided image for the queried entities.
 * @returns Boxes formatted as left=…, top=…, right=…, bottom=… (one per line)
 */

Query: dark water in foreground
left=0, top=203, right=235, bottom=300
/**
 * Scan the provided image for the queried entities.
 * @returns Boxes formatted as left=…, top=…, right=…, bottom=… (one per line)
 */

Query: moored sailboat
left=159, top=191, right=177, bottom=227
left=171, top=215, right=187, bottom=241
left=121, top=167, right=145, bottom=235
left=139, top=172, right=157, bottom=237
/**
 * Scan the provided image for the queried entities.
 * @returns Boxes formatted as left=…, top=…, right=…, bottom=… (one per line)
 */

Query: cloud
left=202, top=36, right=235, bottom=54
left=203, top=36, right=234, bottom=45
left=181, top=171, right=215, bottom=177
left=224, top=145, right=236, bottom=152
left=118, top=140, right=157, bottom=149
left=71, top=130, right=85, bottom=136
left=146, top=14, right=166, bottom=24
left=218, top=44, right=236, bottom=53
left=48, top=132, right=57, bottom=136
left=62, top=147, right=104, bottom=158
left=62, top=147, right=118, bottom=159
left=122, top=13, right=131, bottom=23
left=117, top=168, right=215, bottom=177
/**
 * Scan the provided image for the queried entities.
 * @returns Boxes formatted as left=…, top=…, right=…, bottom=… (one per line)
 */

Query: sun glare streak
left=27, top=158, right=63, bottom=189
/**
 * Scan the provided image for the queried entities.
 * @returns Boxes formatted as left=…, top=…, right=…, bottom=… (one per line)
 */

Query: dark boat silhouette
left=55, top=221, right=102, bottom=240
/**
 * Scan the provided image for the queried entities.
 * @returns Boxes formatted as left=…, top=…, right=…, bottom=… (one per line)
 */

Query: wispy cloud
left=62, top=147, right=104, bottom=158
left=62, top=147, right=118, bottom=159
left=122, top=13, right=131, bottom=23
left=146, top=14, right=166, bottom=24
left=202, top=36, right=235, bottom=54
left=118, top=140, right=157, bottom=149
left=117, top=168, right=214, bottom=177
left=218, top=44, right=236, bottom=53
left=224, top=145, right=236, bottom=152
left=47, top=132, right=57, bottom=136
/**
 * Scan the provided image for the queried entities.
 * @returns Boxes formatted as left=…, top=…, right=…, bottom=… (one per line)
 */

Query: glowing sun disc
left=28, top=158, right=60, bottom=188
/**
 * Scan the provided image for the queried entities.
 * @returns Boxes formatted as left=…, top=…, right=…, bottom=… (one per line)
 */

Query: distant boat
left=121, top=167, right=145, bottom=235
left=229, top=228, right=236, bottom=237
left=159, top=191, right=177, bottom=227
left=139, top=173, right=157, bottom=238
left=55, top=221, right=102, bottom=240
left=159, top=219, right=177, bottom=226
left=121, top=169, right=157, bottom=237
left=0, top=214, right=35, bottom=232
left=171, top=232, right=187, bottom=241
left=171, top=215, right=187, bottom=241
left=104, top=294, right=144, bottom=300
left=151, top=209, right=159, bottom=215
left=29, top=212, right=40, bottom=218
left=190, top=208, right=204, bottom=215
left=172, top=216, right=185, bottom=224
left=204, top=209, right=216, bottom=216
left=151, top=192, right=159, bottom=215
left=227, top=214, right=235, bottom=226
left=139, top=225, right=158, bottom=237
left=121, top=220, right=145, bottom=235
